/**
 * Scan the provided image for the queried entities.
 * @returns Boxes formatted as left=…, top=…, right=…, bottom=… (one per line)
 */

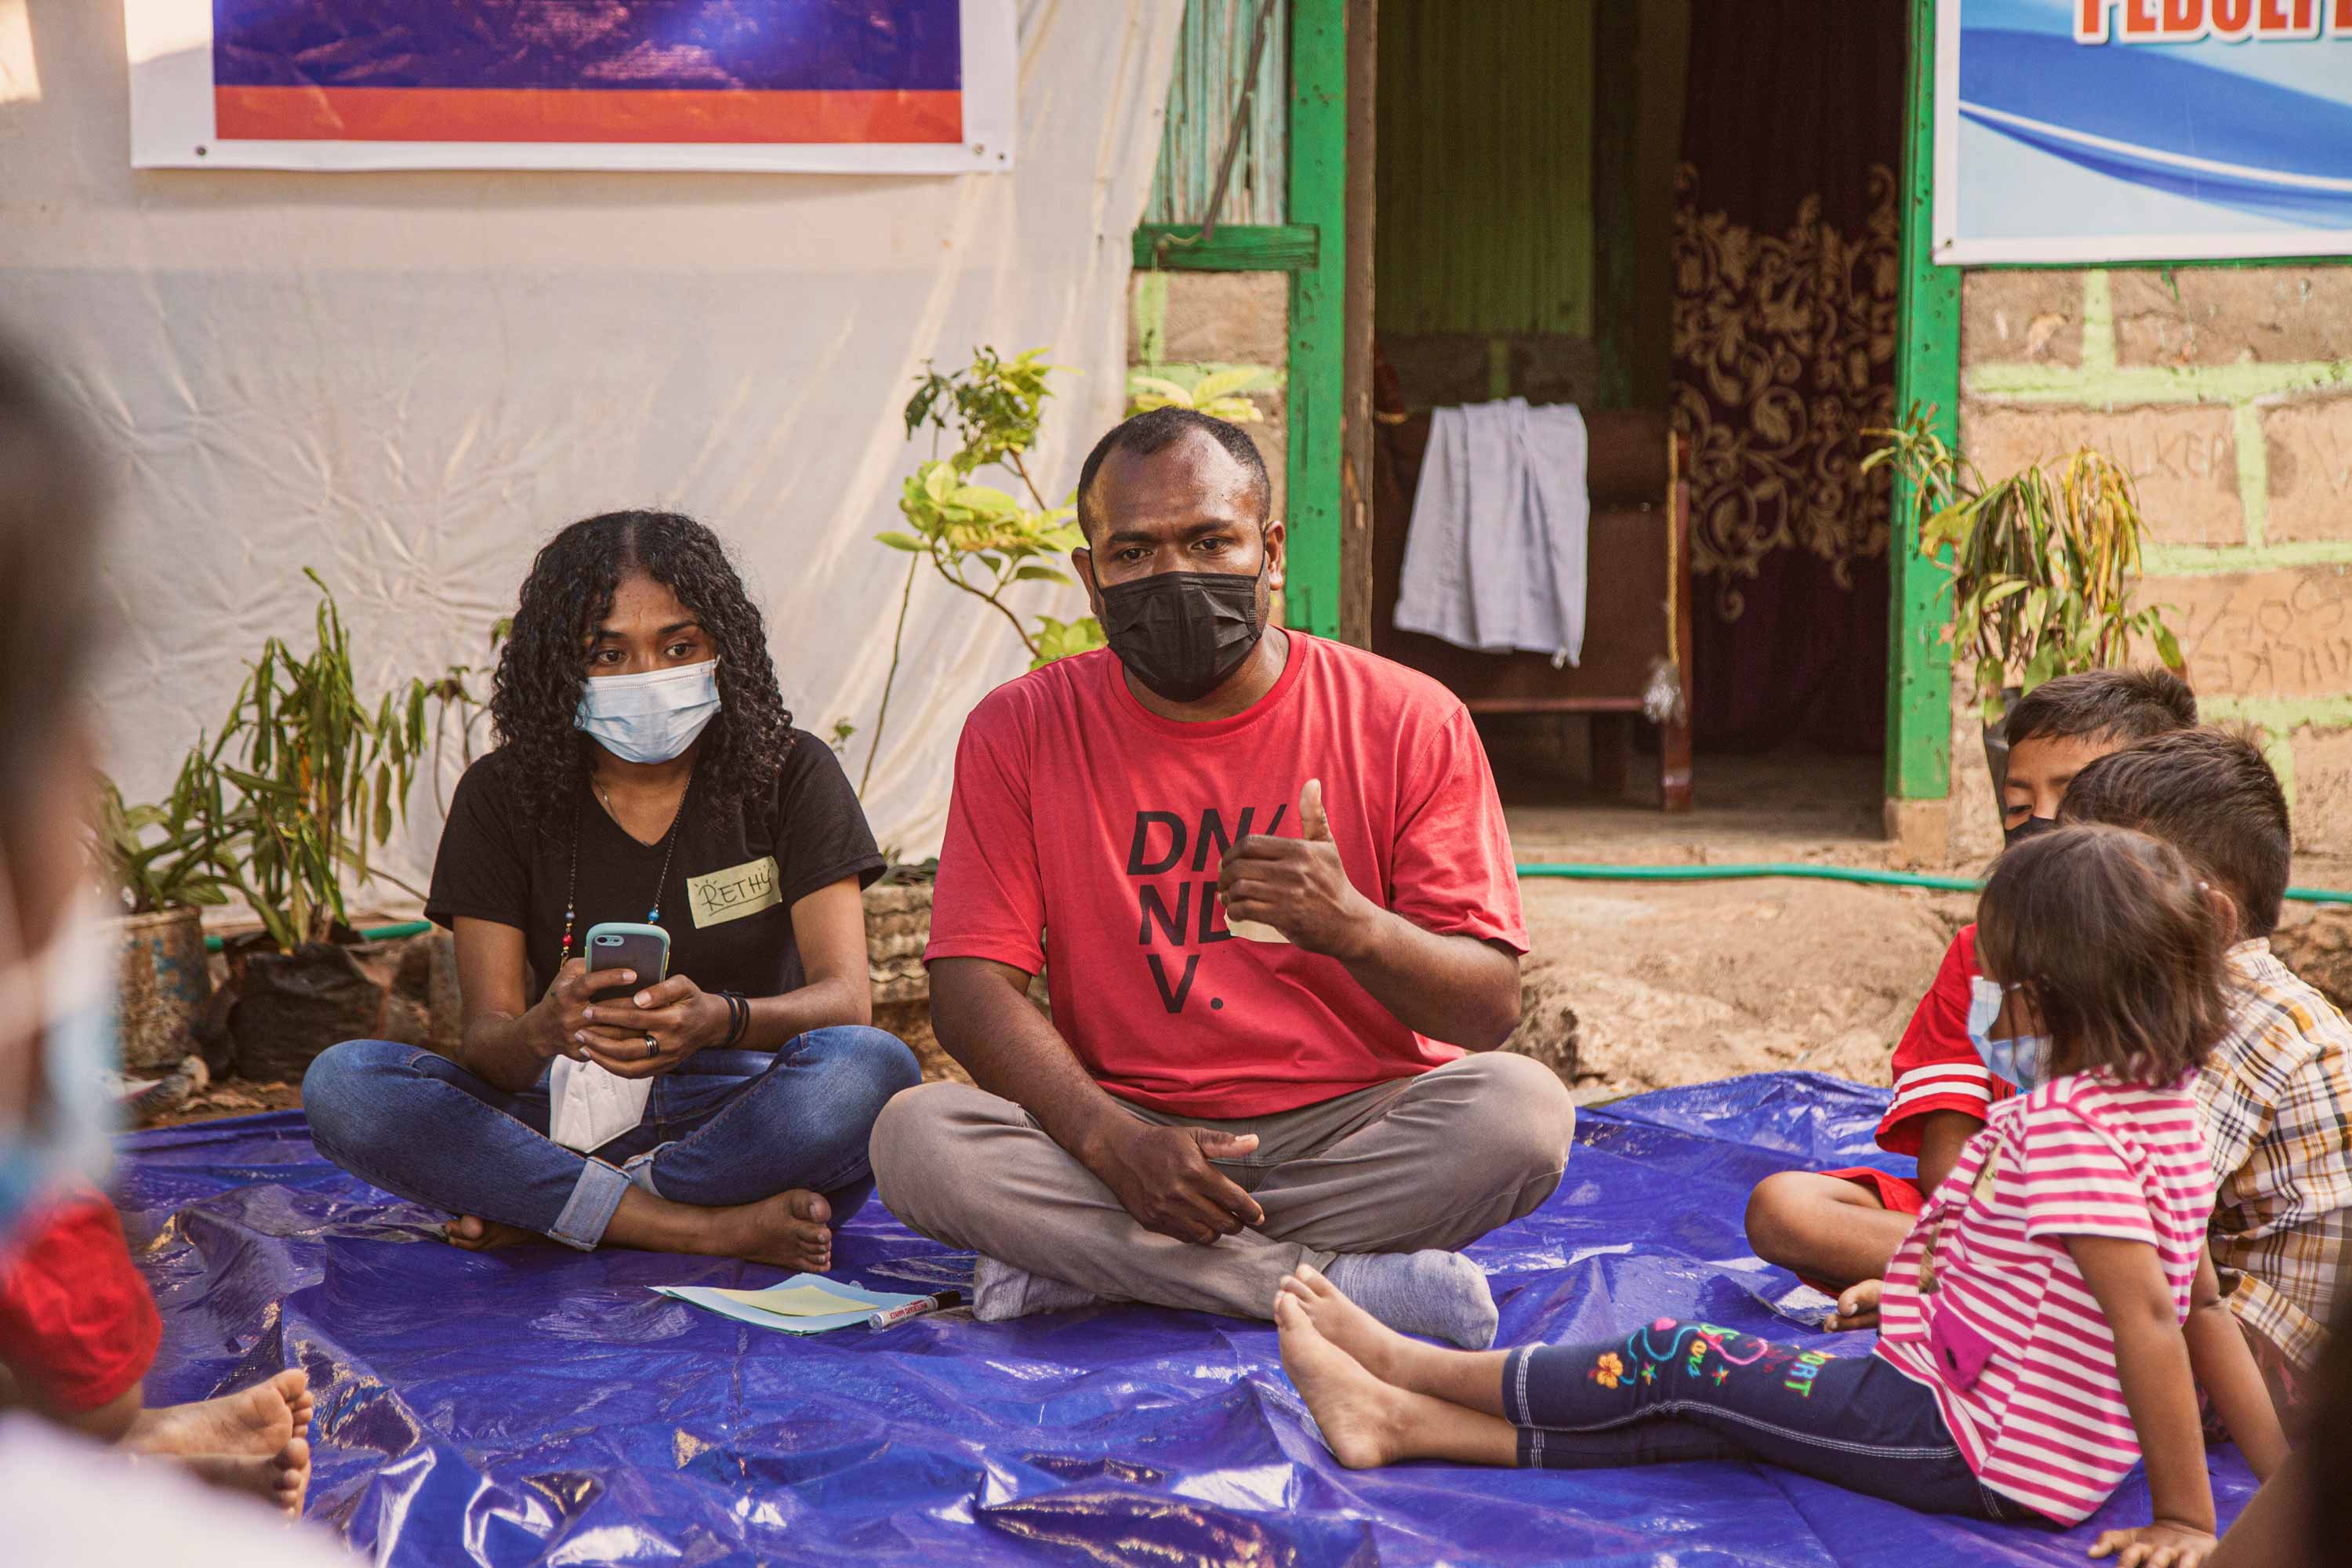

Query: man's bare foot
left=712, top=1189, right=833, bottom=1271
left=445, top=1214, right=536, bottom=1250
left=176, top=1436, right=310, bottom=1519
left=1277, top=1264, right=1436, bottom=1386
left=1276, top=1294, right=1406, bottom=1470
left=127, top=1368, right=308, bottom=1459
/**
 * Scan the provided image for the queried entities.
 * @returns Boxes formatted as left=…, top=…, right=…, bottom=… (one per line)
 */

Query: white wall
left=0, top=0, right=1181, bottom=903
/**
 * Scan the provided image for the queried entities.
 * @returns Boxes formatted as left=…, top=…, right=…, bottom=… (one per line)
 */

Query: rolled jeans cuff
left=550, top=1157, right=632, bottom=1250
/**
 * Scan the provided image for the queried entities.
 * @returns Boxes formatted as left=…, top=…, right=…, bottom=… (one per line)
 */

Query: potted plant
left=833, top=349, right=1105, bottom=1035
left=209, top=571, right=434, bottom=1081
left=89, top=758, right=238, bottom=1071
left=1865, top=411, right=2186, bottom=796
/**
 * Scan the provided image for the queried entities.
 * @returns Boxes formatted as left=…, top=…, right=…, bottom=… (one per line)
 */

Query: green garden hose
left=201, top=919, right=434, bottom=953
left=1515, top=862, right=2352, bottom=905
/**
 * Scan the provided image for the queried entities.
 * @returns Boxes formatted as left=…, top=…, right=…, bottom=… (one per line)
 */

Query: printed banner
left=127, top=0, right=1014, bottom=172
left=1935, top=0, right=2352, bottom=263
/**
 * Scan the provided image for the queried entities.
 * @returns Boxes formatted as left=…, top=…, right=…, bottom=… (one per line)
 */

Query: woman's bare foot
left=712, top=1189, right=833, bottom=1271
left=445, top=1214, right=536, bottom=1250
left=127, top=1369, right=308, bottom=1459
left=176, top=1436, right=310, bottom=1519
left=1276, top=1294, right=1410, bottom=1469
left=1278, top=1264, right=1434, bottom=1386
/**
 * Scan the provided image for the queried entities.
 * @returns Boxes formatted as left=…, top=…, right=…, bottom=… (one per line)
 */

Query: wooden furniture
left=1370, top=403, right=1695, bottom=811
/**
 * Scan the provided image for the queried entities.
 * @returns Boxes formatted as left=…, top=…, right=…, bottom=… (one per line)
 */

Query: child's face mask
left=1967, top=975, right=2050, bottom=1092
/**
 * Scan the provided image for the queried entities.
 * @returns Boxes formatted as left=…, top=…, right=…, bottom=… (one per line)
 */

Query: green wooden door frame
left=1131, top=0, right=1348, bottom=639
left=1886, top=0, right=1961, bottom=804
left=1283, top=0, right=1347, bottom=637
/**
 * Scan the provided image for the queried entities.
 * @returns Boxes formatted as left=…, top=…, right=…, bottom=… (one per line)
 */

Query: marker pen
left=866, top=1290, right=964, bottom=1330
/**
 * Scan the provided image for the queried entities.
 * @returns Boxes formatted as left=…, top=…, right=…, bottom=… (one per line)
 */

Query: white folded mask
left=547, top=1055, right=652, bottom=1152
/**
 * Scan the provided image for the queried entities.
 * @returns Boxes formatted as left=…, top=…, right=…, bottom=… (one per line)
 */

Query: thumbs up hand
left=1218, top=778, right=1377, bottom=960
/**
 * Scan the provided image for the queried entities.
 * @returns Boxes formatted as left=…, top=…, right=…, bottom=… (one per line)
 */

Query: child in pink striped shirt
left=1275, top=825, right=2288, bottom=1565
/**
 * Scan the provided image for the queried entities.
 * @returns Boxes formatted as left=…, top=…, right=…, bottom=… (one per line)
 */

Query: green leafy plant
left=1126, top=367, right=1267, bottom=424
left=212, top=569, right=434, bottom=950
left=90, top=757, right=240, bottom=917
left=859, top=346, right=1104, bottom=794
left=420, top=617, right=513, bottom=815
left=1865, top=409, right=2185, bottom=720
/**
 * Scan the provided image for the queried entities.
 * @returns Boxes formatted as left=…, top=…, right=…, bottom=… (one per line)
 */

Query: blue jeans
left=1503, top=1320, right=2034, bottom=1522
left=303, top=1028, right=920, bottom=1250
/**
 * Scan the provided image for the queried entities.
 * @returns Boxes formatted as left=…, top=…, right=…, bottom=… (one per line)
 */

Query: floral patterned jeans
left=1502, top=1319, right=2029, bottom=1522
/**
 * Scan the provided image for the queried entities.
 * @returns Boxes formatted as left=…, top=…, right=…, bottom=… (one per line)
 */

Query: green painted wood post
left=1886, top=0, right=1960, bottom=804
left=1286, top=0, right=1346, bottom=637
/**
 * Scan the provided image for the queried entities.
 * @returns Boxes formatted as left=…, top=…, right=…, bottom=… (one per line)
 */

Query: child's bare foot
left=1276, top=1293, right=1406, bottom=1469
left=1278, top=1264, right=1434, bottom=1385
left=445, top=1214, right=536, bottom=1250
left=714, top=1189, right=833, bottom=1271
left=177, top=1436, right=310, bottom=1519
left=127, top=1368, right=308, bottom=1458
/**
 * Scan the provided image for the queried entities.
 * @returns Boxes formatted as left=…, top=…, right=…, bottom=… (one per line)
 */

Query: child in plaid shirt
left=2063, top=728, right=2352, bottom=1417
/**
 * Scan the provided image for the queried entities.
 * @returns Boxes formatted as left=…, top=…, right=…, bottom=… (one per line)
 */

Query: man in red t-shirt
left=1743, top=668, right=2197, bottom=1301
left=871, top=409, right=1573, bottom=1348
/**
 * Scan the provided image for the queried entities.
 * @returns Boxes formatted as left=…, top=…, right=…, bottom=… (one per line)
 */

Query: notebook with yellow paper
left=652, top=1273, right=927, bottom=1335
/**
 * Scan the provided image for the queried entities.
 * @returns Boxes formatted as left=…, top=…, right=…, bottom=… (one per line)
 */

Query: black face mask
left=1096, top=565, right=1267, bottom=704
left=2004, top=812, right=2060, bottom=848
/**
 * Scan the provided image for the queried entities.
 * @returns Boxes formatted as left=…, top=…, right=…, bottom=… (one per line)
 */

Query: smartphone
left=585, top=921, right=670, bottom=1002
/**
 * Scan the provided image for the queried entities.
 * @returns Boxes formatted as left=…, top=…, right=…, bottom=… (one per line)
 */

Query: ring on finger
left=645, top=1033, right=659, bottom=1058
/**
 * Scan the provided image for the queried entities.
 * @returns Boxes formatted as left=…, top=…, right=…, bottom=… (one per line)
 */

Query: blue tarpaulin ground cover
left=117, top=1071, right=2256, bottom=1566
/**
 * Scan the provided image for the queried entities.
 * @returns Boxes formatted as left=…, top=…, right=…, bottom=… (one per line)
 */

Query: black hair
left=2058, top=726, right=2292, bottom=939
left=1075, top=406, right=1272, bottom=541
left=0, top=335, right=103, bottom=837
left=1976, top=823, right=2231, bottom=1087
left=488, top=510, right=794, bottom=832
left=2005, top=667, right=2197, bottom=750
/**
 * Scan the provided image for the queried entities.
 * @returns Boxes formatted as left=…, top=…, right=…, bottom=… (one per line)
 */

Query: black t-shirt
left=426, top=733, right=884, bottom=999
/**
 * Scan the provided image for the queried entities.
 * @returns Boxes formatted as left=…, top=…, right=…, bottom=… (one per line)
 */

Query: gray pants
left=869, top=1052, right=1575, bottom=1321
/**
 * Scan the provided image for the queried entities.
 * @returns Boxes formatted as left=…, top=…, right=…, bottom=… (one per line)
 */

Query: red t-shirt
left=1875, top=924, right=2014, bottom=1155
left=0, top=1191, right=162, bottom=1415
left=925, top=633, right=1527, bottom=1119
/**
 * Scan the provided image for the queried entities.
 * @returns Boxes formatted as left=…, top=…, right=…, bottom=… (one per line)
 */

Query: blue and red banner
left=128, top=1, right=1015, bottom=172
left=1936, top=0, right=2352, bottom=262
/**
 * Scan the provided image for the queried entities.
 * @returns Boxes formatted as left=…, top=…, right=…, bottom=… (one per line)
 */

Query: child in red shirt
left=0, top=1188, right=314, bottom=1515
left=1744, top=669, right=2197, bottom=1297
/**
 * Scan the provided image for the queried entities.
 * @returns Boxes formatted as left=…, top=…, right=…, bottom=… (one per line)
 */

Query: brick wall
left=1127, top=270, right=1290, bottom=517
left=1949, top=266, right=2352, bottom=864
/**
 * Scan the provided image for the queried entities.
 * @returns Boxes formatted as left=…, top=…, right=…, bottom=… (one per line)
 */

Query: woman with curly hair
left=304, top=512, right=917, bottom=1268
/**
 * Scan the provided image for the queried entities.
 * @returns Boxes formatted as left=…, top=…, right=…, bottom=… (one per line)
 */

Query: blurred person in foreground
left=0, top=334, right=347, bottom=1563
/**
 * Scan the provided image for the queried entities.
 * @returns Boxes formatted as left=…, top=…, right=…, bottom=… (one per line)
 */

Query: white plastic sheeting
left=1, top=0, right=1182, bottom=906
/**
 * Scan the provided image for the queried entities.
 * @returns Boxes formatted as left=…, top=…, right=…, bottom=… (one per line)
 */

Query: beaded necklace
left=557, top=765, right=692, bottom=966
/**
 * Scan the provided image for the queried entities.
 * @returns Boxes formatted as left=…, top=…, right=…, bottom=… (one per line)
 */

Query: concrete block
left=2113, top=266, right=2352, bottom=368
left=1962, top=401, right=2241, bottom=546
left=1945, top=688, right=2005, bottom=869
left=1962, top=270, right=2083, bottom=366
left=2143, top=564, right=2352, bottom=700
left=1885, top=796, right=1954, bottom=871
left=2263, top=395, right=2352, bottom=546
left=2289, top=724, right=2352, bottom=860
left=1153, top=271, right=1289, bottom=365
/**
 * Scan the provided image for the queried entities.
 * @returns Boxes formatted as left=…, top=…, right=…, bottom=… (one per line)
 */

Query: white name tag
left=688, top=855, right=782, bottom=929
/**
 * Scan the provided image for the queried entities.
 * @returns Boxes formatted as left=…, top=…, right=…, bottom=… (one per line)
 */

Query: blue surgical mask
left=1966, top=975, right=2051, bottom=1092
left=575, top=661, right=720, bottom=764
left=0, top=898, right=122, bottom=1246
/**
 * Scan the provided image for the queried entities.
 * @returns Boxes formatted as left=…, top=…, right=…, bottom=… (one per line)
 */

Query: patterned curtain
left=1670, top=1, right=1905, bottom=753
